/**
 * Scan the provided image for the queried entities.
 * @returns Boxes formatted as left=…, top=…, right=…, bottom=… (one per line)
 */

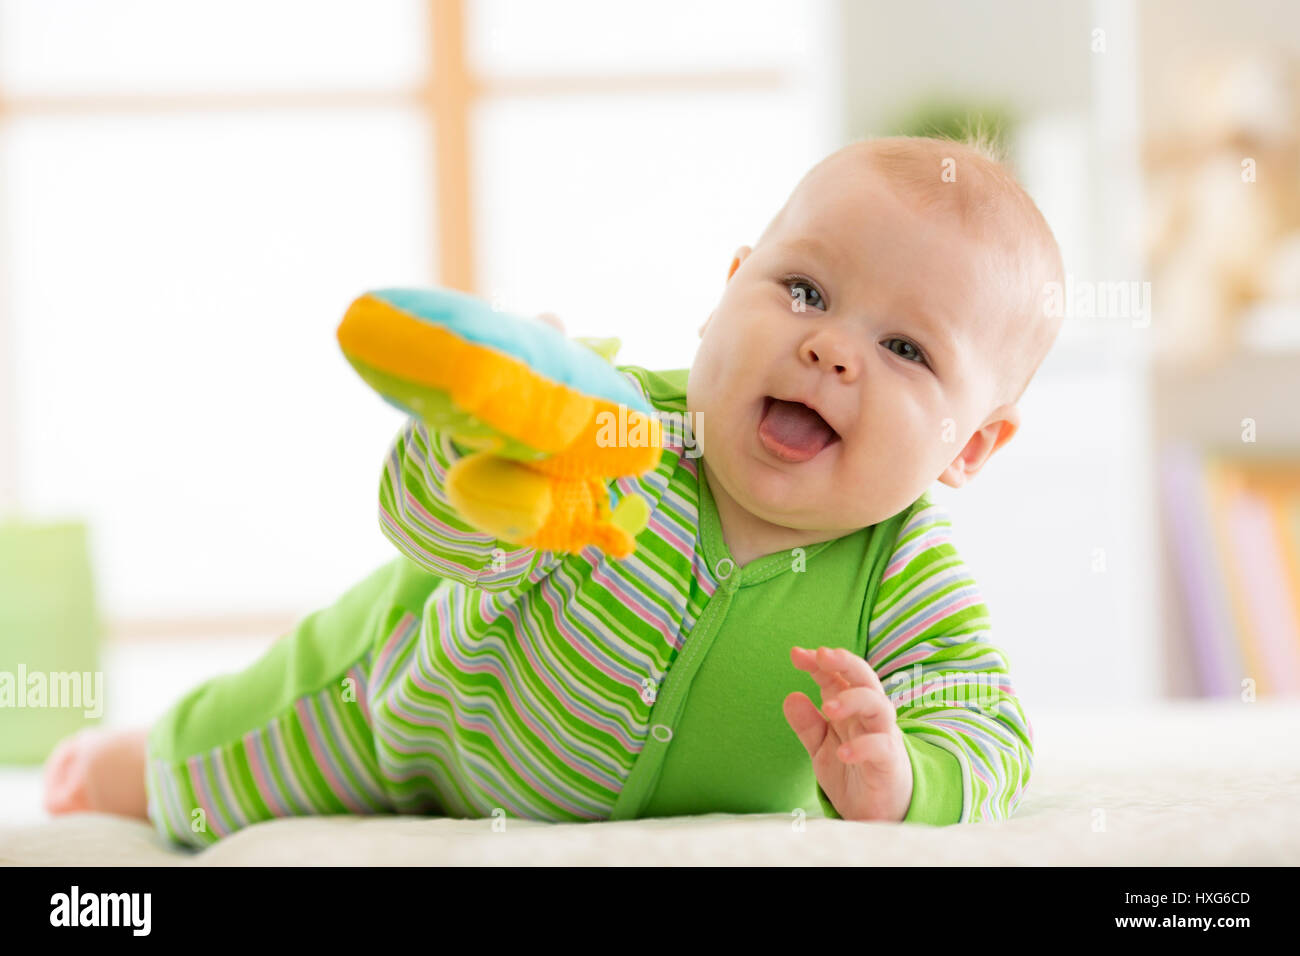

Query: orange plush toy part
left=338, top=287, right=663, bottom=559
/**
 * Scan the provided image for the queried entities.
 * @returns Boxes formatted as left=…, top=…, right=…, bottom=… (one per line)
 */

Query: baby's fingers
left=537, top=311, right=566, bottom=334
left=790, top=646, right=845, bottom=696
left=791, top=646, right=885, bottom=695
left=824, top=685, right=897, bottom=737
left=782, top=691, right=830, bottom=758
left=837, top=730, right=903, bottom=773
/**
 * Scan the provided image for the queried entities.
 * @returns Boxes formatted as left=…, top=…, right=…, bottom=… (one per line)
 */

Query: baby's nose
left=803, top=341, right=852, bottom=375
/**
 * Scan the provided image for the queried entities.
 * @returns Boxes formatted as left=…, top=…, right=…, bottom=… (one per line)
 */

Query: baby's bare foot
left=43, top=726, right=151, bottom=820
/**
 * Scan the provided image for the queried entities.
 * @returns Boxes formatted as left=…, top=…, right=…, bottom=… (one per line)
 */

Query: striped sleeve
left=839, top=497, right=1034, bottom=824
left=378, top=417, right=562, bottom=592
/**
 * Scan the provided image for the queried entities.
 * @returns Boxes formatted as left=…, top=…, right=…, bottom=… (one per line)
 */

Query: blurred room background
left=2, top=0, right=1299, bottom=788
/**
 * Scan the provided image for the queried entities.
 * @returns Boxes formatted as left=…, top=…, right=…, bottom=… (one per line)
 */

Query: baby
left=44, top=133, right=1064, bottom=843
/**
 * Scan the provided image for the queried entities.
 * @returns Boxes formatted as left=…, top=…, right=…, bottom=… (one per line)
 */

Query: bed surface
left=4, top=700, right=1298, bottom=865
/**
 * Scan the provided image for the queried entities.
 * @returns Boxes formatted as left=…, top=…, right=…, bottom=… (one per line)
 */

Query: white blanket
left=4, top=701, right=1298, bottom=865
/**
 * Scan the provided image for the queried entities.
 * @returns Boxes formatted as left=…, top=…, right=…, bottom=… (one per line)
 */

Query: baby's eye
left=883, top=337, right=928, bottom=366
left=784, top=277, right=825, bottom=311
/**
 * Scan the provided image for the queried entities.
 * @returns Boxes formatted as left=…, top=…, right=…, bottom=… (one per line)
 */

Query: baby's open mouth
left=758, top=396, right=841, bottom=463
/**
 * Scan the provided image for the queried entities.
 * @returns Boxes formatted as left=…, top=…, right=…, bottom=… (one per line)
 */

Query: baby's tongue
left=758, top=399, right=836, bottom=463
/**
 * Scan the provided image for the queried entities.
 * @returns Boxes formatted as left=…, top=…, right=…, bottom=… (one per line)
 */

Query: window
left=0, top=0, right=837, bottom=632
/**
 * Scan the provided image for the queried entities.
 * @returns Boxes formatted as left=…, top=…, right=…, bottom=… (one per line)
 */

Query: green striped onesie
left=145, top=366, right=1034, bottom=846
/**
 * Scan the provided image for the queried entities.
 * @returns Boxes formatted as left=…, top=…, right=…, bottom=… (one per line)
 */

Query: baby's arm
left=824, top=497, right=1034, bottom=824
left=378, top=417, right=563, bottom=591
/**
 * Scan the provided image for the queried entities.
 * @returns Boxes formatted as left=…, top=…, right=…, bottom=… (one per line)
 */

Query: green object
left=574, top=336, right=622, bottom=363
left=345, top=354, right=548, bottom=462
left=609, top=494, right=650, bottom=537
left=883, top=96, right=1018, bottom=165
left=0, top=519, right=103, bottom=764
left=142, top=367, right=1032, bottom=848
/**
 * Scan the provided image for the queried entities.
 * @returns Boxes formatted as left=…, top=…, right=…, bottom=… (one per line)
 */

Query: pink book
left=1206, top=458, right=1265, bottom=696
left=1225, top=478, right=1300, bottom=696
left=1268, top=487, right=1300, bottom=683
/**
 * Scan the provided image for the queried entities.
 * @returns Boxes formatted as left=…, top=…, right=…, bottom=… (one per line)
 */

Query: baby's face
left=687, top=154, right=1021, bottom=535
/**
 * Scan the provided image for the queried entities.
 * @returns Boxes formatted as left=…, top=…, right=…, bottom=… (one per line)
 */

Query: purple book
left=1159, top=444, right=1240, bottom=697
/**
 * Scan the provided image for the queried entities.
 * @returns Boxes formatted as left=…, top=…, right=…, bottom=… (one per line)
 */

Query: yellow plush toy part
left=337, top=287, right=663, bottom=559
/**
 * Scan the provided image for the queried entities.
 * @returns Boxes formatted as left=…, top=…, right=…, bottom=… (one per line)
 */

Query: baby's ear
left=937, top=407, right=1020, bottom=488
left=728, top=244, right=752, bottom=281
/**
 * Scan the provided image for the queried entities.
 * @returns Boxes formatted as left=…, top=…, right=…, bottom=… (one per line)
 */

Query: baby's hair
left=851, top=130, right=1066, bottom=408
left=856, top=131, right=1035, bottom=247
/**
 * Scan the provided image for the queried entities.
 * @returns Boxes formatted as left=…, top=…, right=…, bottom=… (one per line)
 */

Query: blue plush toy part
left=367, top=288, right=652, bottom=416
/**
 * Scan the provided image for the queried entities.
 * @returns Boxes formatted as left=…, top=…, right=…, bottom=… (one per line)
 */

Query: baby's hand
left=537, top=311, right=565, bottom=334
left=783, top=646, right=913, bottom=822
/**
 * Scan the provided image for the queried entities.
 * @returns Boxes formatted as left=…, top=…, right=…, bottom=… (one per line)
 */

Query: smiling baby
left=45, top=133, right=1064, bottom=840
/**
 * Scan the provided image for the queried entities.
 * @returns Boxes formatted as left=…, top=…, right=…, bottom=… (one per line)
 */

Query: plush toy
left=1144, top=52, right=1300, bottom=367
left=337, top=287, right=663, bottom=559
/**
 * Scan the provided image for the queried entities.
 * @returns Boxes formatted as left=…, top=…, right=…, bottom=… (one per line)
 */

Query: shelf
left=1151, top=350, right=1300, bottom=699
left=1152, top=351, right=1300, bottom=452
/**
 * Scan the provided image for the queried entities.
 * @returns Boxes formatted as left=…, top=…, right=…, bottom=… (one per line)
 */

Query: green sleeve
left=379, top=418, right=560, bottom=592
left=862, top=497, right=1034, bottom=824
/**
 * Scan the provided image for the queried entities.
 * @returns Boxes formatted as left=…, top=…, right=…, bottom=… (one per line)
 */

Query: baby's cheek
left=848, top=424, right=931, bottom=502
